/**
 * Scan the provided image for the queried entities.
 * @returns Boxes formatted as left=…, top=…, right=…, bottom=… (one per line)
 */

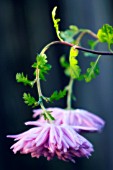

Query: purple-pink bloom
left=33, top=107, right=105, bottom=132
left=7, top=122, right=93, bottom=163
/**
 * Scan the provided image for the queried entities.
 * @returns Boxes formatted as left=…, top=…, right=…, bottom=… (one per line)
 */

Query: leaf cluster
left=60, top=51, right=100, bottom=82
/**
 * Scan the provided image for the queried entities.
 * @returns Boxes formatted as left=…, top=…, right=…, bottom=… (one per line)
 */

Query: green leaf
left=16, top=73, right=33, bottom=87
left=88, top=40, right=99, bottom=50
left=52, top=6, right=63, bottom=41
left=83, top=52, right=97, bottom=58
left=32, top=54, right=47, bottom=69
left=97, top=24, right=113, bottom=46
left=84, top=61, right=100, bottom=82
left=77, top=55, right=101, bottom=82
left=39, top=64, right=52, bottom=80
left=32, top=54, right=52, bottom=80
left=60, top=25, right=79, bottom=43
left=69, top=47, right=81, bottom=79
left=60, top=56, right=70, bottom=77
left=60, top=55, right=69, bottom=68
left=50, top=89, right=66, bottom=102
left=23, top=93, right=38, bottom=107
left=60, top=55, right=70, bottom=77
left=42, top=111, right=55, bottom=121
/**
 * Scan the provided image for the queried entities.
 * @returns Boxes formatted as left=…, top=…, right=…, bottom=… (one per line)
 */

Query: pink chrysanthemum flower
left=33, top=108, right=105, bottom=132
left=7, top=122, right=93, bottom=163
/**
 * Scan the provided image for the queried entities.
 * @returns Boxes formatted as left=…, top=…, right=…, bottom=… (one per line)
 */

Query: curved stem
left=76, top=29, right=98, bottom=45
left=40, top=40, right=113, bottom=56
left=76, top=32, right=87, bottom=45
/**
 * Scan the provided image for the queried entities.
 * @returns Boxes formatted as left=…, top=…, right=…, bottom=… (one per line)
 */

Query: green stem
left=88, top=55, right=101, bottom=79
left=66, top=78, right=74, bottom=110
left=36, top=69, right=42, bottom=97
left=36, top=68, right=53, bottom=122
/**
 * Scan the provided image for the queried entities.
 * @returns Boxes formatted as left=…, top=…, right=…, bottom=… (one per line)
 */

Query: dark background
left=0, top=0, right=113, bottom=170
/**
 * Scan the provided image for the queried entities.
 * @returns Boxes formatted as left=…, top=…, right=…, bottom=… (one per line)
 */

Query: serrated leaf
left=42, top=111, right=55, bottom=121
left=32, top=54, right=52, bottom=80
left=97, top=24, right=113, bottom=46
left=50, top=89, right=66, bottom=102
left=23, top=93, right=38, bottom=107
left=39, top=64, right=52, bottom=80
left=32, top=54, right=47, bottom=69
left=69, top=47, right=81, bottom=79
left=84, top=61, right=100, bottom=82
left=52, top=6, right=63, bottom=41
left=60, top=25, right=79, bottom=43
left=16, top=73, right=33, bottom=87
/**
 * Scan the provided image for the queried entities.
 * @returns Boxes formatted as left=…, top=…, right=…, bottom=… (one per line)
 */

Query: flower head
left=33, top=107, right=105, bottom=132
left=7, top=122, right=93, bottom=163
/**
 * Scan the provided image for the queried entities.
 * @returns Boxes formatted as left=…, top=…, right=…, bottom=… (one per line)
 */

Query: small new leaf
left=50, top=89, right=66, bottom=102
left=69, top=47, right=81, bottom=79
left=16, top=73, right=33, bottom=87
left=52, top=6, right=63, bottom=41
left=23, top=93, right=38, bottom=107
left=97, top=24, right=113, bottom=46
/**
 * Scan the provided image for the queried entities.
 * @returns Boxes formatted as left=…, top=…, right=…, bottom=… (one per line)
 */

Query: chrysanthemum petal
left=33, top=107, right=105, bottom=132
left=7, top=123, right=94, bottom=162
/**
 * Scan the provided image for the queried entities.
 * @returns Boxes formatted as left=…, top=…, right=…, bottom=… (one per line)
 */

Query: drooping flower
left=7, top=122, right=94, bottom=163
left=33, top=107, right=105, bottom=132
